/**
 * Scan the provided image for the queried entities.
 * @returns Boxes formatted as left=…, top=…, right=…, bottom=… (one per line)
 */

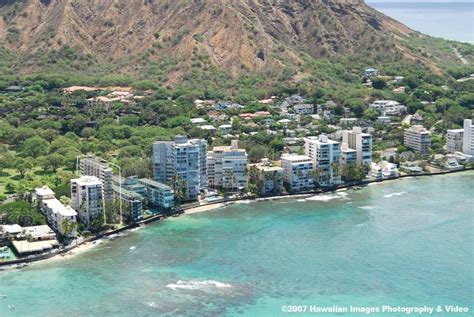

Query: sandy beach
left=42, top=240, right=103, bottom=263
left=182, top=203, right=228, bottom=215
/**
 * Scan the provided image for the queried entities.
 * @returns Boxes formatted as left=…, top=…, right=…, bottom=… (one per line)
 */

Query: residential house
left=293, top=104, right=314, bottom=115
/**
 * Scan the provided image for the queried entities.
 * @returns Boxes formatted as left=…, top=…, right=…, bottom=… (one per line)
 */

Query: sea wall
left=1, top=167, right=472, bottom=268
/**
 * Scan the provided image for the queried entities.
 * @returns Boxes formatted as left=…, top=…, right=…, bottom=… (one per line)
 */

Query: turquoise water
left=368, top=2, right=474, bottom=43
left=0, top=172, right=473, bottom=316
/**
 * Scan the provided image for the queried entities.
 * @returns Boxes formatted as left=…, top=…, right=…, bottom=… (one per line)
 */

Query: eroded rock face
left=0, top=0, right=415, bottom=76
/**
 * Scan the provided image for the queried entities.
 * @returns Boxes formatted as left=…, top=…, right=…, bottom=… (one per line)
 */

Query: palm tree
left=61, top=219, right=77, bottom=240
left=169, top=175, right=187, bottom=205
left=309, top=168, right=323, bottom=188
left=223, top=169, right=236, bottom=192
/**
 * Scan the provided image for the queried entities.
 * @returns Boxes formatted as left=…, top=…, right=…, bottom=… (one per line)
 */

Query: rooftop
left=35, top=186, right=55, bottom=197
left=138, top=178, right=172, bottom=190
left=0, top=224, right=23, bottom=235
left=72, top=176, right=103, bottom=186
left=12, top=240, right=59, bottom=255
left=112, top=185, right=143, bottom=200
left=281, top=154, right=312, bottom=162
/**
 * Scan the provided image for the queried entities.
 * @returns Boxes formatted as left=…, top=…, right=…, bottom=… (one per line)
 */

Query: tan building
left=248, top=159, right=284, bottom=196
left=207, top=140, right=248, bottom=191
left=404, top=125, right=431, bottom=154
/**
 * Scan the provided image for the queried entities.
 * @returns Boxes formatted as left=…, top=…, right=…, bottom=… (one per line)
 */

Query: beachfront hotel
left=248, top=158, right=284, bottom=196
left=304, top=135, right=341, bottom=187
left=153, top=136, right=207, bottom=200
left=207, top=140, right=248, bottom=191
left=79, top=156, right=114, bottom=200
left=342, top=127, right=372, bottom=165
left=71, top=176, right=105, bottom=227
left=281, top=154, right=314, bottom=192
left=34, top=186, right=78, bottom=238
left=404, top=125, right=432, bottom=154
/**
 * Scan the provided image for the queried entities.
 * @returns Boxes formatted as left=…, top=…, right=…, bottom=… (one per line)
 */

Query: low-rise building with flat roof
left=248, top=159, right=284, bottom=196
left=138, top=178, right=174, bottom=212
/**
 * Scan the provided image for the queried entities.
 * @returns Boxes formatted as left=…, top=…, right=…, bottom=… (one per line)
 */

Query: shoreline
left=1, top=167, right=472, bottom=268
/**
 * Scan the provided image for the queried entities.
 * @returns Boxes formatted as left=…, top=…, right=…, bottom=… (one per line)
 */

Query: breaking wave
left=305, top=194, right=339, bottom=202
left=383, top=192, right=407, bottom=198
left=166, top=280, right=232, bottom=291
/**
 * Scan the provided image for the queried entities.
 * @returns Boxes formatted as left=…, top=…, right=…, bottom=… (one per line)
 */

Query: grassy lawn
left=0, top=167, right=74, bottom=198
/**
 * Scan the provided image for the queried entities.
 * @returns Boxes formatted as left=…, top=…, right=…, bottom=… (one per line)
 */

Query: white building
left=404, top=125, right=431, bottom=154
left=153, top=136, right=207, bottom=201
left=369, top=100, right=400, bottom=110
left=248, top=159, right=284, bottom=196
left=71, top=176, right=104, bottom=227
left=446, top=128, right=464, bottom=153
left=342, top=127, right=372, bottom=165
left=79, top=156, right=114, bottom=200
left=218, top=124, right=232, bottom=134
left=281, top=154, right=314, bottom=192
left=462, top=119, right=474, bottom=156
left=207, top=140, right=248, bottom=191
left=370, top=163, right=383, bottom=179
left=377, top=116, right=391, bottom=125
left=34, top=186, right=77, bottom=238
left=340, top=143, right=357, bottom=166
left=378, top=161, right=399, bottom=178
left=369, top=100, right=407, bottom=116
left=304, top=135, right=341, bottom=187
left=190, top=118, right=208, bottom=125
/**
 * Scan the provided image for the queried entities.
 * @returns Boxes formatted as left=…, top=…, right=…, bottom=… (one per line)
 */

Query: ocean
left=368, top=2, right=474, bottom=43
left=0, top=172, right=473, bottom=316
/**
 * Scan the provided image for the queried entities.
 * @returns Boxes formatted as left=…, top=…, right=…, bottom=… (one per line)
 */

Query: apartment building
left=404, top=125, right=432, bottom=154
left=342, top=127, right=372, bottom=165
left=153, top=136, right=207, bottom=201
left=281, top=154, right=314, bottom=192
left=79, top=156, right=114, bottom=200
left=248, top=158, right=284, bottom=196
left=304, top=135, right=341, bottom=187
left=71, top=176, right=104, bottom=227
left=207, top=140, right=248, bottom=191
left=34, top=186, right=77, bottom=238
left=446, top=128, right=464, bottom=153
left=463, top=119, right=474, bottom=156
left=138, top=178, right=174, bottom=212
left=340, top=144, right=357, bottom=166
left=112, top=185, right=143, bottom=221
